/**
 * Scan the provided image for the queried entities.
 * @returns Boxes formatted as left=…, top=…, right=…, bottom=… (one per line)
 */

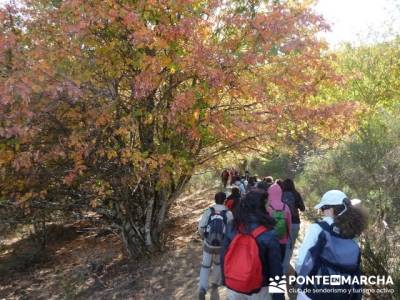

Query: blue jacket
left=221, top=221, right=284, bottom=300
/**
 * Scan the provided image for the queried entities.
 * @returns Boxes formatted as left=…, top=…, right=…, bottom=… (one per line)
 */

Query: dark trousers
left=280, top=243, right=286, bottom=262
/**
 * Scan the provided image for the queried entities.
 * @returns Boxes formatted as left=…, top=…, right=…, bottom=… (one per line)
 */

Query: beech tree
left=1, top=0, right=355, bottom=256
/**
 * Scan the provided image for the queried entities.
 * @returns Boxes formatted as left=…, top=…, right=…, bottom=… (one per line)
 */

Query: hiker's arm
left=198, top=209, right=210, bottom=238
left=285, top=208, right=292, bottom=239
left=226, top=210, right=234, bottom=224
left=220, top=226, right=234, bottom=286
left=295, top=223, right=320, bottom=273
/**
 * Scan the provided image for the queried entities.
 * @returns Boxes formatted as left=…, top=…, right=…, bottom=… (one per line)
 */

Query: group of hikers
left=197, top=170, right=368, bottom=300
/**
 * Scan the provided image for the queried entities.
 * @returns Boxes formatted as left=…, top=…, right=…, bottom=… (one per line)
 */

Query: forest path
left=0, top=186, right=308, bottom=300
left=131, top=187, right=229, bottom=300
left=132, top=187, right=309, bottom=300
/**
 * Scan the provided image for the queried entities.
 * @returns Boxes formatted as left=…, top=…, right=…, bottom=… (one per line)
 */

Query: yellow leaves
left=106, top=149, right=118, bottom=160
left=31, top=83, right=42, bottom=93
left=120, top=148, right=132, bottom=164
left=0, top=150, right=14, bottom=167
left=115, top=127, right=130, bottom=137
left=144, top=113, right=154, bottom=125
left=288, top=0, right=315, bottom=9
left=19, top=191, right=34, bottom=203
left=193, top=109, right=200, bottom=121
left=169, top=63, right=177, bottom=74
left=130, top=151, right=144, bottom=163
left=15, top=190, right=43, bottom=207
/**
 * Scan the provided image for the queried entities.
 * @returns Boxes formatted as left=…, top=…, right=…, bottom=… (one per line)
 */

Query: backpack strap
left=250, top=226, right=268, bottom=238
left=208, top=207, right=228, bottom=223
left=317, top=221, right=331, bottom=232
left=316, top=221, right=344, bottom=238
left=220, top=209, right=228, bottom=224
left=269, top=203, right=285, bottom=211
left=205, top=207, right=216, bottom=228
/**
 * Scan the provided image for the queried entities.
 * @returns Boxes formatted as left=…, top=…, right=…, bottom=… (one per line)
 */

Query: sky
left=0, top=0, right=398, bottom=48
left=315, top=0, right=399, bottom=47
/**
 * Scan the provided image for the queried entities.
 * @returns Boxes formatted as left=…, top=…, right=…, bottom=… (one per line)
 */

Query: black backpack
left=205, top=207, right=227, bottom=247
left=283, top=191, right=298, bottom=220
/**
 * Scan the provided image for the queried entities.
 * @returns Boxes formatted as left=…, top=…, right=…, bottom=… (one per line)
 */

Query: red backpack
left=225, top=199, right=234, bottom=210
left=224, top=226, right=267, bottom=294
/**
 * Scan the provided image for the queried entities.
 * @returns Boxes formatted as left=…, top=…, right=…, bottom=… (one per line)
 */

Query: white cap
left=314, top=190, right=348, bottom=209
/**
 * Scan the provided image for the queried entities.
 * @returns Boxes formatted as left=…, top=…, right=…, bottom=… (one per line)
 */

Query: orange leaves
left=0, top=0, right=347, bottom=210
left=129, top=27, right=155, bottom=48
left=0, top=149, right=14, bottom=167
left=193, top=108, right=200, bottom=121
left=122, top=11, right=140, bottom=28
left=95, top=113, right=111, bottom=127
left=12, top=151, right=33, bottom=171
left=64, top=162, right=87, bottom=186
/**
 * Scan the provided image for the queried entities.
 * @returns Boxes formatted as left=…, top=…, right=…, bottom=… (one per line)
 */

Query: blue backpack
left=298, top=221, right=362, bottom=300
left=205, top=207, right=227, bottom=248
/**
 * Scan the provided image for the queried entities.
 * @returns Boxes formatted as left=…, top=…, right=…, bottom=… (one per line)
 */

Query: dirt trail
left=132, top=187, right=229, bottom=300
left=0, top=187, right=308, bottom=300
left=133, top=187, right=309, bottom=300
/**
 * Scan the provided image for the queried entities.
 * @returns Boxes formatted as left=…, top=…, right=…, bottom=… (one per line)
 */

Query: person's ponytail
left=333, top=199, right=368, bottom=239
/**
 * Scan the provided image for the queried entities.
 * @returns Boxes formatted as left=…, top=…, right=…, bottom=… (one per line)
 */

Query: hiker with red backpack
left=266, top=183, right=292, bottom=274
left=198, top=192, right=233, bottom=300
left=221, top=191, right=284, bottom=300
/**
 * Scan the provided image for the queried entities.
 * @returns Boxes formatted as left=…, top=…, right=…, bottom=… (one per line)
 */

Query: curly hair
left=332, top=200, right=369, bottom=239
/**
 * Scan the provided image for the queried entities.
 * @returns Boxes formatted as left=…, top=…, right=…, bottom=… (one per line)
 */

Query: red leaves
left=0, top=126, right=23, bottom=139
left=0, top=0, right=349, bottom=209
left=132, top=70, right=161, bottom=100
left=170, top=91, right=196, bottom=118
left=123, top=11, right=140, bottom=28
left=65, top=20, right=88, bottom=34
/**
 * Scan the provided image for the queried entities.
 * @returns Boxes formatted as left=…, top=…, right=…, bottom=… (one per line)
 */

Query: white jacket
left=295, top=216, right=334, bottom=273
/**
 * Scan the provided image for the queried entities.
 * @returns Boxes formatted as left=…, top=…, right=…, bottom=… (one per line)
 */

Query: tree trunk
left=114, top=201, right=147, bottom=257
left=113, top=174, right=191, bottom=258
